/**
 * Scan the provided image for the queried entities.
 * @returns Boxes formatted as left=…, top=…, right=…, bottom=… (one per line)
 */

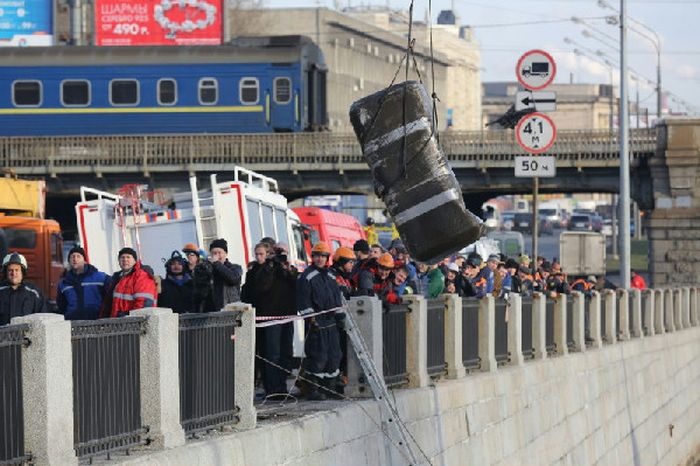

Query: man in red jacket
left=630, top=270, right=647, bottom=290
left=101, top=247, right=157, bottom=318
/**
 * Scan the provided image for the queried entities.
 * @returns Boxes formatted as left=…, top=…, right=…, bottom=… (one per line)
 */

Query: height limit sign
left=516, top=112, right=556, bottom=154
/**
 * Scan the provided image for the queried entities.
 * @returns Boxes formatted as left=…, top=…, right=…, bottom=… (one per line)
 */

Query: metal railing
left=71, top=317, right=147, bottom=460
left=426, top=299, right=446, bottom=377
left=382, top=304, right=409, bottom=387
left=494, top=299, right=509, bottom=364
left=545, top=300, right=556, bottom=355
left=566, top=300, right=575, bottom=351
left=601, top=295, right=609, bottom=341
left=0, top=324, right=30, bottom=466
left=521, top=298, right=534, bottom=359
left=0, top=128, right=657, bottom=175
left=462, top=299, right=481, bottom=370
left=179, top=312, right=239, bottom=435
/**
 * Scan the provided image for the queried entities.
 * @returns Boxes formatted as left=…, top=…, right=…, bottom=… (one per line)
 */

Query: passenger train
left=0, top=35, right=328, bottom=136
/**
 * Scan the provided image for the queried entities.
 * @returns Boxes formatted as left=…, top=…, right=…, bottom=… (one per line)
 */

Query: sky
left=262, top=0, right=700, bottom=115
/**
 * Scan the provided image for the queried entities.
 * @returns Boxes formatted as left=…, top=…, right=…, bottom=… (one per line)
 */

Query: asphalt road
left=520, top=228, right=563, bottom=261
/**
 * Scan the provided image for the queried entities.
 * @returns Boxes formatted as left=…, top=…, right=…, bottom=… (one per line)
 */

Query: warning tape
left=254, top=306, right=346, bottom=328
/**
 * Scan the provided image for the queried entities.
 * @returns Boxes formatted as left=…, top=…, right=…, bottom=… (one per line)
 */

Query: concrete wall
left=112, top=326, right=700, bottom=466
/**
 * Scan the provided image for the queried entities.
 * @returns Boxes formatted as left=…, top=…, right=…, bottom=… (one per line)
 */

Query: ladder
left=343, top=310, right=423, bottom=466
left=189, top=176, right=218, bottom=248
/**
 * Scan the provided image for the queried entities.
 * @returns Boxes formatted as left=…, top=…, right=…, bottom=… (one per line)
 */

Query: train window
left=110, top=79, right=139, bottom=106
left=198, top=78, right=217, bottom=105
left=273, top=77, right=291, bottom=104
left=61, top=80, right=90, bottom=106
left=239, top=78, right=259, bottom=104
left=158, top=79, right=177, bottom=105
left=12, top=80, right=41, bottom=107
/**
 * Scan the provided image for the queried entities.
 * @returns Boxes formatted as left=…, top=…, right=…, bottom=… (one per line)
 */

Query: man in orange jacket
left=101, top=247, right=157, bottom=318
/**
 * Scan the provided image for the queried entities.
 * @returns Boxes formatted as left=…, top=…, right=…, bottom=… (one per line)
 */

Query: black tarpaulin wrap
left=349, top=81, right=484, bottom=263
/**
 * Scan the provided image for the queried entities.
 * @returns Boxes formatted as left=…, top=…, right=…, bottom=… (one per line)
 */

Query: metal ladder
left=189, top=176, right=218, bottom=248
left=343, top=310, right=423, bottom=466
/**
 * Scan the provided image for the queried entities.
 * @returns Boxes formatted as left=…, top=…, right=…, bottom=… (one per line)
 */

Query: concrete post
left=345, top=296, right=384, bottom=397
left=570, top=291, right=586, bottom=352
left=630, top=289, right=643, bottom=338
left=532, top=293, right=547, bottom=360
left=507, top=293, right=524, bottom=366
left=443, top=294, right=466, bottom=379
left=642, top=289, right=655, bottom=336
left=603, top=290, right=617, bottom=344
left=674, top=289, right=684, bottom=330
left=681, top=287, right=691, bottom=328
left=588, top=291, right=603, bottom=349
left=691, top=287, right=699, bottom=326
left=655, top=289, right=666, bottom=334
left=11, top=314, right=78, bottom=466
left=553, top=293, right=568, bottom=356
left=130, top=308, right=186, bottom=448
left=403, top=294, right=429, bottom=388
left=617, top=289, right=631, bottom=341
left=478, top=295, right=497, bottom=372
left=665, top=288, right=676, bottom=332
left=223, top=303, right=256, bottom=430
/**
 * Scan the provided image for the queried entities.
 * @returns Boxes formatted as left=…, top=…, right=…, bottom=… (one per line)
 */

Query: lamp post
left=619, top=0, right=631, bottom=290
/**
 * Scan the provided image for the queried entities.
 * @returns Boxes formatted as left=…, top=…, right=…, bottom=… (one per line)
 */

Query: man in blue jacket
left=57, top=246, right=110, bottom=320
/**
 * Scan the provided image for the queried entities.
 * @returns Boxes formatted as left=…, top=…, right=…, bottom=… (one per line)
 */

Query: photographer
left=255, top=243, right=297, bottom=399
left=193, top=238, right=242, bottom=313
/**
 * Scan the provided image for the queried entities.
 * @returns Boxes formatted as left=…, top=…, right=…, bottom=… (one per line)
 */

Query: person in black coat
left=0, top=252, right=46, bottom=325
left=158, top=251, right=195, bottom=313
left=193, top=239, right=243, bottom=312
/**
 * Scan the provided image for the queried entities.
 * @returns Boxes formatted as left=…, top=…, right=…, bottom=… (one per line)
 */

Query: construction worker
left=571, top=275, right=596, bottom=296
left=372, top=253, right=401, bottom=305
left=1, top=252, right=47, bottom=325
left=101, top=247, right=157, bottom=318
left=331, top=247, right=356, bottom=299
left=57, top=246, right=111, bottom=320
left=296, top=242, right=343, bottom=400
left=363, top=218, right=379, bottom=246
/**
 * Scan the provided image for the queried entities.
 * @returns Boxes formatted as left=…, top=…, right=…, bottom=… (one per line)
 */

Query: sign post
left=515, top=50, right=557, bottom=265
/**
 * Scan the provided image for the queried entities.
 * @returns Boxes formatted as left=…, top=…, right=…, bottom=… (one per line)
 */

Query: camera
left=273, top=248, right=288, bottom=263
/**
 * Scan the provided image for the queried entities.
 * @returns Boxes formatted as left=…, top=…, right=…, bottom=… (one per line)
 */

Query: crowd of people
left=0, top=235, right=648, bottom=401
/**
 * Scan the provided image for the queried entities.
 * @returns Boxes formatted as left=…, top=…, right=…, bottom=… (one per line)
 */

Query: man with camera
left=254, top=243, right=297, bottom=399
left=193, top=238, right=243, bottom=313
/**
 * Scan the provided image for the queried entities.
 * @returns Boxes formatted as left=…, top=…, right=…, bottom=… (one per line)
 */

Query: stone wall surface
left=112, top=326, right=700, bottom=466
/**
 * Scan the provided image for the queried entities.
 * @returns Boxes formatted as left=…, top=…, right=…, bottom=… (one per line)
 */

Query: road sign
left=516, top=49, right=557, bottom=91
left=515, top=91, right=556, bottom=111
left=515, top=112, right=556, bottom=154
left=514, top=156, right=556, bottom=178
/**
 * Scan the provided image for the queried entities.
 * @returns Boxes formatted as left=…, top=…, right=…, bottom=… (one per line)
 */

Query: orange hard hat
left=333, top=246, right=355, bottom=262
left=182, top=243, right=199, bottom=254
left=377, top=253, right=395, bottom=269
left=311, top=242, right=332, bottom=255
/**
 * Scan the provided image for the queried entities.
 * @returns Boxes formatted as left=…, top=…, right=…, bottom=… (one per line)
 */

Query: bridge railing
left=0, top=324, right=30, bottom=466
left=0, top=128, right=657, bottom=175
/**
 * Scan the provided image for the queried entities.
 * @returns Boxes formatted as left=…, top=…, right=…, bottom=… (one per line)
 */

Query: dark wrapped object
left=349, top=81, right=484, bottom=263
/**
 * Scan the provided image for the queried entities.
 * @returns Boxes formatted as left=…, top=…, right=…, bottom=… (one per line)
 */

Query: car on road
left=568, top=213, right=593, bottom=231
left=501, top=211, right=516, bottom=231
left=602, top=219, right=613, bottom=236
left=590, top=214, right=604, bottom=233
left=540, top=218, right=555, bottom=236
left=538, top=208, right=563, bottom=228
left=512, top=212, right=532, bottom=234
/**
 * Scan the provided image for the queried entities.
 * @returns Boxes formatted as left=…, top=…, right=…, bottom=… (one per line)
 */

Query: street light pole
left=619, top=0, right=631, bottom=289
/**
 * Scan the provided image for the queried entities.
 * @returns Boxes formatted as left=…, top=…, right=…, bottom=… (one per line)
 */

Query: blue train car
left=0, top=35, right=328, bottom=136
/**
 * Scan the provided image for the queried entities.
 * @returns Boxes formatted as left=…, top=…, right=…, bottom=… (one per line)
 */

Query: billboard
left=0, top=0, right=53, bottom=46
left=95, top=0, right=222, bottom=46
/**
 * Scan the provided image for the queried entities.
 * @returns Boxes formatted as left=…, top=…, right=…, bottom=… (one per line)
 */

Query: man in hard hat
left=372, top=252, right=402, bottom=305
left=296, top=242, right=343, bottom=400
left=101, top=247, right=157, bottom=318
left=1, top=252, right=47, bottom=325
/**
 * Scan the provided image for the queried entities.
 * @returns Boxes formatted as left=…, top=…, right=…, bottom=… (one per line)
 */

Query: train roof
left=0, top=35, right=325, bottom=67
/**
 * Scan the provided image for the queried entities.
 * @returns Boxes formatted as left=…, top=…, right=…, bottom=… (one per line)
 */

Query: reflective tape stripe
left=394, top=188, right=461, bottom=226
left=363, top=117, right=430, bottom=156
left=305, top=270, right=319, bottom=281
left=113, top=292, right=134, bottom=300
left=298, top=307, right=314, bottom=316
left=134, top=292, right=155, bottom=300
left=82, top=282, right=106, bottom=286
left=62, top=286, right=74, bottom=292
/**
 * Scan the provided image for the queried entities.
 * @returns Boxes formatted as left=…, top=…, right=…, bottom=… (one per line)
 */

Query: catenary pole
left=619, top=0, right=631, bottom=289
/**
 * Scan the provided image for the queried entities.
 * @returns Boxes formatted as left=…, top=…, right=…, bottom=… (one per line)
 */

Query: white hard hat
left=2, top=252, right=28, bottom=272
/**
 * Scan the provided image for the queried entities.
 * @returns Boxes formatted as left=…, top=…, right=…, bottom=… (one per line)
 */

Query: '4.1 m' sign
left=515, top=112, right=556, bottom=154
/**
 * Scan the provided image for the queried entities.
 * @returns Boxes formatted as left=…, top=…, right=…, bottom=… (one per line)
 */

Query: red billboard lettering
left=95, top=0, right=222, bottom=46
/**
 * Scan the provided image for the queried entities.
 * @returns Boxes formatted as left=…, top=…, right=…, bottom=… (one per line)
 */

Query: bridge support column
left=570, top=292, right=586, bottom=352
left=655, top=289, right=666, bottom=334
left=443, top=294, right=466, bottom=379
left=131, top=308, right=186, bottom=448
left=345, top=297, right=383, bottom=398
left=617, top=289, right=631, bottom=341
left=642, top=289, right=655, bottom=336
left=553, top=294, right=568, bottom=356
left=588, top=291, right=603, bottom=349
left=665, top=289, right=676, bottom=332
left=681, top=287, right=692, bottom=328
left=403, top=295, right=429, bottom=388
left=630, top=289, right=643, bottom=338
left=532, top=293, right=547, bottom=359
left=603, top=290, right=617, bottom=344
left=478, top=296, right=497, bottom=372
left=507, top=293, right=524, bottom=366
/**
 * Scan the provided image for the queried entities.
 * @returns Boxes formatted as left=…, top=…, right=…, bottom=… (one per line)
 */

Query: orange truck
left=292, top=207, right=366, bottom=259
left=0, top=176, right=63, bottom=301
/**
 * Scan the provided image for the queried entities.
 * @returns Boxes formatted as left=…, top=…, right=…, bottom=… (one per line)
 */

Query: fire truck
left=76, top=167, right=309, bottom=275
